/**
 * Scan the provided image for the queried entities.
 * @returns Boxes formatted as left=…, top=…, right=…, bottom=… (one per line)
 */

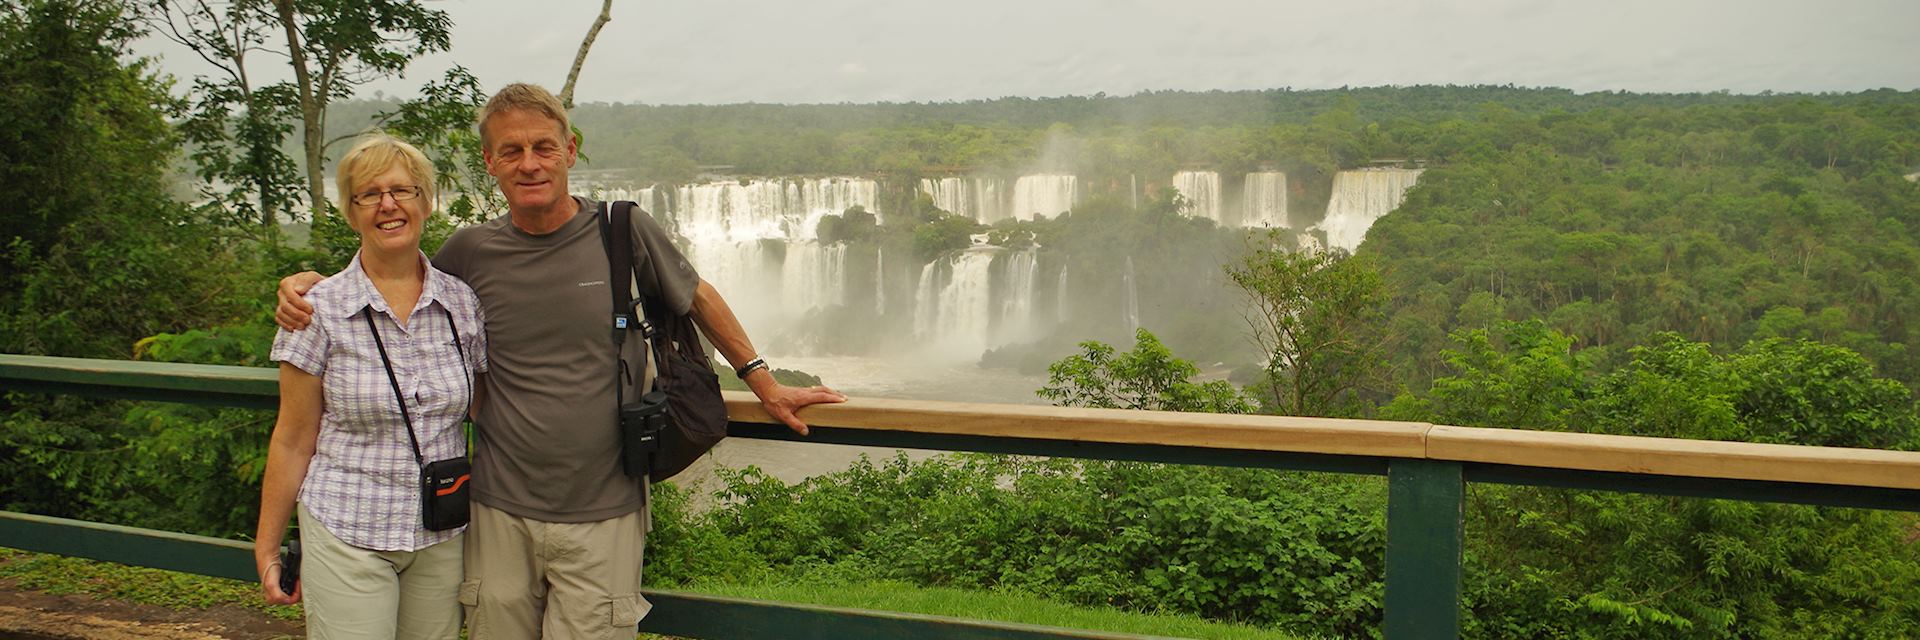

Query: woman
left=255, top=134, right=485, bottom=640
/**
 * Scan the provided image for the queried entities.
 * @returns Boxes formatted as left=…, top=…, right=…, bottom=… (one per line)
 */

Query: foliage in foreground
left=649, top=457, right=1384, bottom=639
left=1384, top=321, right=1920, bottom=638
left=654, top=324, right=1920, bottom=639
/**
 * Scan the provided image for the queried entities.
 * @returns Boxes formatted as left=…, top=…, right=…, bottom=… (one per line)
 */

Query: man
left=274, top=83, right=845, bottom=639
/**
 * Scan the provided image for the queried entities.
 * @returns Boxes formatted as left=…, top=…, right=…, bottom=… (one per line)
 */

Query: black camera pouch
left=420, top=457, right=471, bottom=531
left=621, top=390, right=669, bottom=478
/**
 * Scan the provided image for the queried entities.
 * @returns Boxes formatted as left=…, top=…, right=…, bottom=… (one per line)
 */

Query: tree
left=0, top=0, right=265, bottom=535
left=1226, top=238, right=1390, bottom=417
left=0, top=0, right=260, bottom=353
left=375, top=66, right=497, bottom=224
left=0, top=0, right=158, bottom=276
left=267, top=0, right=452, bottom=214
left=142, top=0, right=302, bottom=229
left=558, top=0, right=613, bottom=109
left=1038, top=329, right=1253, bottom=414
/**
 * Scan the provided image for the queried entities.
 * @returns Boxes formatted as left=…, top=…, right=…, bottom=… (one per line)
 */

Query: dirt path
left=0, top=579, right=301, bottom=640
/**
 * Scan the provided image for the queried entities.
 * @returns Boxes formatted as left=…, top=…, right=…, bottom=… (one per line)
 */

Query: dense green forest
left=5, top=0, right=1920, bottom=637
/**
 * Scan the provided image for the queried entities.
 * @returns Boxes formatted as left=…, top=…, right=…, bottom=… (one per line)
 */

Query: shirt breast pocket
left=322, top=343, right=391, bottom=435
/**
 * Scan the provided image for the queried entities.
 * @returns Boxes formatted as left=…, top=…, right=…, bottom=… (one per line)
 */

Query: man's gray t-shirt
left=432, top=196, right=700, bottom=523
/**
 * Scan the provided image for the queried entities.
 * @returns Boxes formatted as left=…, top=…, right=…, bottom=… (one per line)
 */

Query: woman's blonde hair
left=335, top=133, right=436, bottom=210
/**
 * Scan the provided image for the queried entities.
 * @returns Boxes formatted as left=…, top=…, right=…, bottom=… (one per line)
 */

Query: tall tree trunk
left=558, top=0, right=614, bottom=109
left=270, top=0, right=329, bottom=217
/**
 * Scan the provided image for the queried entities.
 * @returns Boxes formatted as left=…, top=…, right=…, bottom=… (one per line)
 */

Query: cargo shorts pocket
left=608, top=592, right=652, bottom=627
left=458, top=579, right=483, bottom=635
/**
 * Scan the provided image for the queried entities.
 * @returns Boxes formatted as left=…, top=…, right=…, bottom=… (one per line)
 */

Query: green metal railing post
left=1384, top=459, right=1464, bottom=639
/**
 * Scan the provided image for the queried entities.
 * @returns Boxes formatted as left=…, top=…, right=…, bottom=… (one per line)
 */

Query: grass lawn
left=0, top=548, right=1304, bottom=639
left=685, top=578, right=1304, bottom=640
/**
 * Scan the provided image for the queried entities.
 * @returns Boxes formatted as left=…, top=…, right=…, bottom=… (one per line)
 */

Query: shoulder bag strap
left=597, top=202, right=654, bottom=409
left=365, top=309, right=425, bottom=468
left=365, top=305, right=471, bottom=466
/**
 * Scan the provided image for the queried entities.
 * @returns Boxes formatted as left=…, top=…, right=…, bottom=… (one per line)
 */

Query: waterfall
left=1122, top=256, right=1140, bottom=335
left=997, top=250, right=1040, bottom=345
left=1298, top=234, right=1326, bottom=255
left=1172, top=171, right=1223, bottom=223
left=670, top=177, right=880, bottom=243
left=1241, top=171, right=1289, bottom=228
left=593, top=187, right=668, bottom=222
left=781, top=242, right=846, bottom=313
left=652, top=177, right=881, bottom=351
left=796, top=177, right=884, bottom=228
left=1010, top=174, right=1077, bottom=221
left=1314, top=168, right=1423, bottom=253
left=1055, top=264, right=1069, bottom=323
left=910, top=247, right=1044, bottom=361
left=682, top=240, right=784, bottom=340
left=920, top=176, right=1009, bottom=223
left=914, top=249, right=998, bottom=360
left=874, top=247, right=886, bottom=315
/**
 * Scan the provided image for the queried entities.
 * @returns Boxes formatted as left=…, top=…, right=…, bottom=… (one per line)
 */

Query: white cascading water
left=654, top=177, right=880, bottom=349
left=1314, top=168, right=1423, bottom=253
left=874, top=247, right=886, bottom=315
left=683, top=240, right=783, bottom=332
left=1122, top=256, right=1140, bottom=334
left=672, top=177, right=879, bottom=243
left=914, top=250, right=997, bottom=360
left=997, top=250, right=1040, bottom=346
left=1298, top=233, right=1326, bottom=255
left=596, top=187, right=667, bottom=217
left=1055, top=264, right=1069, bottom=323
left=912, top=248, right=1044, bottom=361
left=1010, top=174, right=1077, bottom=221
left=920, top=176, right=1010, bottom=223
left=1172, top=171, right=1223, bottom=223
left=1242, top=171, right=1289, bottom=228
left=781, top=242, right=847, bottom=313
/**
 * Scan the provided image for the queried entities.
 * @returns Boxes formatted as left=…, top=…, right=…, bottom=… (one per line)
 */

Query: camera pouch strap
left=365, top=307, right=472, bottom=531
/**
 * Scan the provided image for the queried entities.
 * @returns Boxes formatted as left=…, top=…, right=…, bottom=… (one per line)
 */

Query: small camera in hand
left=620, top=390, right=669, bottom=478
left=278, top=539, right=302, bottom=596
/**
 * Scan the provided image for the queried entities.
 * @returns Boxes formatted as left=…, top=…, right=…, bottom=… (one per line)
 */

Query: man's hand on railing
left=752, top=381, right=848, bottom=436
left=274, top=271, right=326, bottom=331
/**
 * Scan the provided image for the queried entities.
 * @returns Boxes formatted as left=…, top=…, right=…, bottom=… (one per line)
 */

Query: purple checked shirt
left=270, top=252, right=487, bottom=551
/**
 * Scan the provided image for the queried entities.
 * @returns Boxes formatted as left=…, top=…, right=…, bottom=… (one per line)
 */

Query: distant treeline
left=321, top=86, right=1918, bottom=180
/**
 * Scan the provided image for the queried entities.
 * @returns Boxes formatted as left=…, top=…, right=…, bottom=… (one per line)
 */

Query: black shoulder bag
left=366, top=307, right=473, bottom=531
left=599, top=201, right=730, bottom=483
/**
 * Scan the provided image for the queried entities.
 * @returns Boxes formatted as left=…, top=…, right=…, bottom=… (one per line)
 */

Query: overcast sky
left=132, top=0, right=1920, bottom=105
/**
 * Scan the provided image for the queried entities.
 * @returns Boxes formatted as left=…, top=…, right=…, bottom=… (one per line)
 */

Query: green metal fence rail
left=4, top=353, right=1920, bottom=639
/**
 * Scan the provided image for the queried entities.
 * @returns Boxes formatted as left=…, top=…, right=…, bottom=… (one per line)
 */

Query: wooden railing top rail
left=724, top=394, right=1432, bottom=458
left=1428, top=425, right=1920, bottom=490
left=8, top=353, right=1918, bottom=491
